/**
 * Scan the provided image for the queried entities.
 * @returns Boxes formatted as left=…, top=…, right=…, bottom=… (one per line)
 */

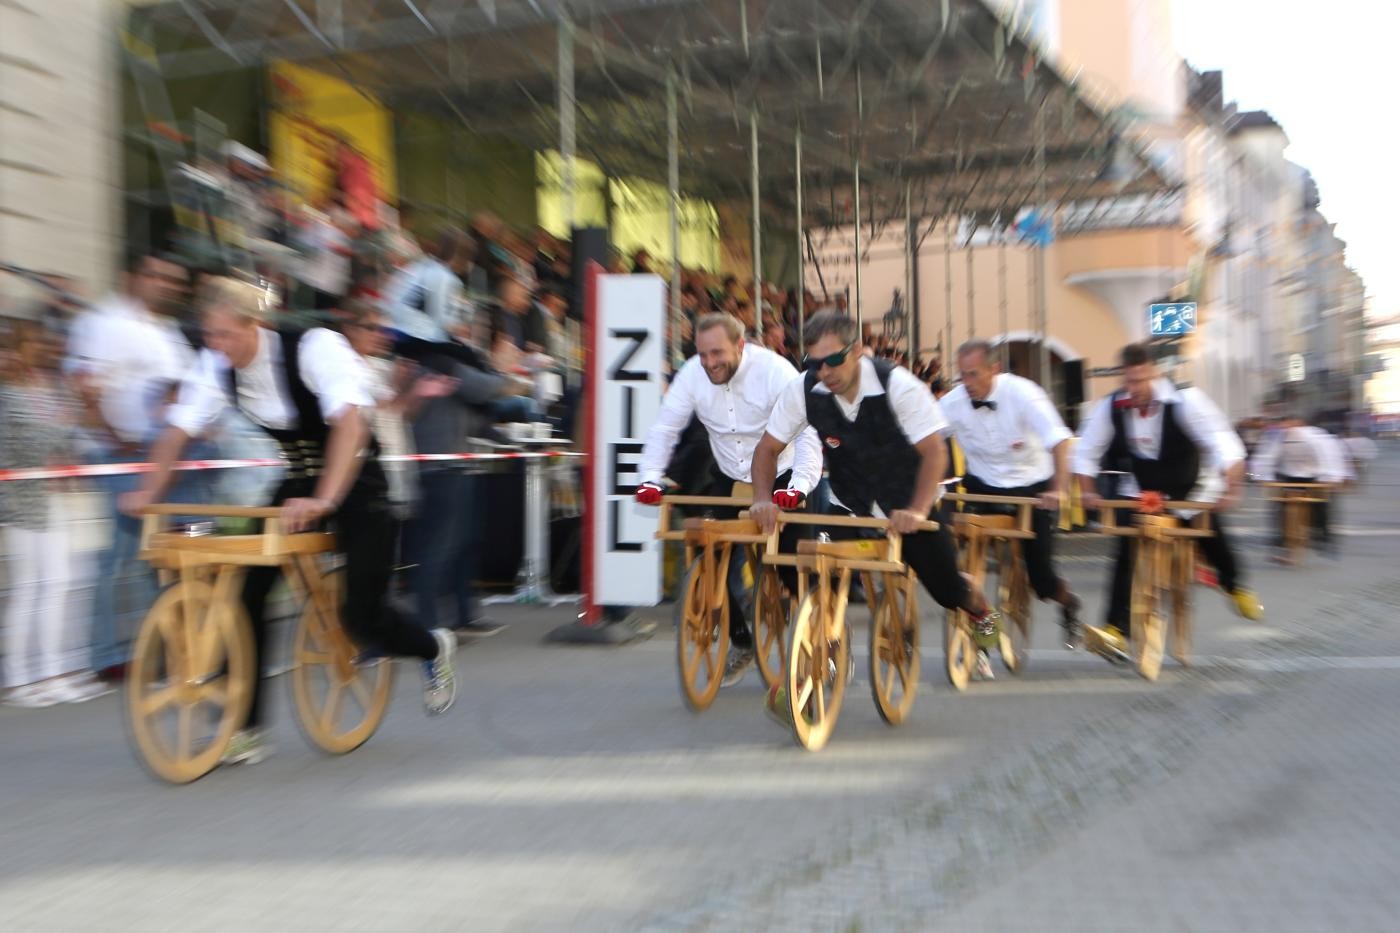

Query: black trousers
left=961, top=474, right=1063, bottom=601
left=1275, top=474, right=1331, bottom=547
left=241, top=475, right=439, bottom=730
left=688, top=464, right=802, bottom=647
left=406, top=468, right=483, bottom=630
left=1105, top=510, right=1242, bottom=629
left=827, top=505, right=971, bottom=612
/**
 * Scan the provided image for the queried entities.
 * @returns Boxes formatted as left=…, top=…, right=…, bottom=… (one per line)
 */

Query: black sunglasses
left=803, top=339, right=857, bottom=371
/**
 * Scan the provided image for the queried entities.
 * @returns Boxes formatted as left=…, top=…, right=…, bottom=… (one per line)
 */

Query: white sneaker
left=221, top=728, right=273, bottom=765
left=4, top=683, right=63, bottom=708
left=975, top=649, right=995, bottom=681
left=52, top=672, right=114, bottom=704
left=422, top=628, right=458, bottom=716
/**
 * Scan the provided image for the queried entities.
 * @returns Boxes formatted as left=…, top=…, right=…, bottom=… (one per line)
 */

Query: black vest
left=804, top=358, right=921, bottom=516
left=222, top=328, right=383, bottom=499
left=1105, top=390, right=1200, bottom=499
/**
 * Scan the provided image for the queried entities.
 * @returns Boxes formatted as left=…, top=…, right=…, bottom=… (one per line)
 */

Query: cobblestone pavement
left=3, top=449, right=1399, bottom=932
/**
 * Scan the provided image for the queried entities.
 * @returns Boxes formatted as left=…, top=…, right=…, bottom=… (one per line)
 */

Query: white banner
left=589, top=274, right=666, bottom=607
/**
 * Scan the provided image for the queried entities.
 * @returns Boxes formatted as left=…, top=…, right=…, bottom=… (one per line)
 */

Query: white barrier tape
left=0, top=450, right=585, bottom=482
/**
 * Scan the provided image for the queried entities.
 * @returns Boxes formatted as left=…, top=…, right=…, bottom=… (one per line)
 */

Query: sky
left=1172, top=0, right=1400, bottom=320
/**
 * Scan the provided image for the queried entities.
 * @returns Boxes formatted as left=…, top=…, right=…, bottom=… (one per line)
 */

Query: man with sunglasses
left=940, top=339, right=1083, bottom=670
left=636, top=312, right=822, bottom=685
left=750, top=311, right=997, bottom=667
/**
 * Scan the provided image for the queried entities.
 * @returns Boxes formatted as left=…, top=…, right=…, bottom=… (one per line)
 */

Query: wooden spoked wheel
left=869, top=570, right=920, bottom=725
left=752, top=558, right=790, bottom=690
left=944, top=612, right=975, bottom=691
left=1130, top=541, right=1167, bottom=682
left=996, top=540, right=1031, bottom=674
left=676, top=550, right=731, bottom=711
left=1169, top=541, right=1194, bottom=666
left=786, top=576, right=852, bottom=751
left=291, top=563, right=394, bottom=754
left=126, top=575, right=255, bottom=784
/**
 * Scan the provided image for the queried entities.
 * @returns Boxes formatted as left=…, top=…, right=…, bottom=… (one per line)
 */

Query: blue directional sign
left=1149, top=302, right=1197, bottom=337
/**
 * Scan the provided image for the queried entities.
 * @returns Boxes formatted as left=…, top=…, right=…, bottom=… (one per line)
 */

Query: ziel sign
left=587, top=272, right=665, bottom=609
left=1148, top=302, right=1197, bottom=337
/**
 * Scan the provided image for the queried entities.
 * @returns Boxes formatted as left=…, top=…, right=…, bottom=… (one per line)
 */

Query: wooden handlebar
left=1095, top=498, right=1217, bottom=512
left=773, top=512, right=939, bottom=532
left=941, top=493, right=1043, bottom=507
left=141, top=504, right=285, bottom=519
left=658, top=495, right=754, bottom=508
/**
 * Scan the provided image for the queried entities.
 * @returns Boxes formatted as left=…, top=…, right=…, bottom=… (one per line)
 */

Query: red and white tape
left=0, top=450, right=585, bottom=483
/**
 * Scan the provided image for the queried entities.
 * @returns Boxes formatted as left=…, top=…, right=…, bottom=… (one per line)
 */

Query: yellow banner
left=267, top=61, right=397, bottom=214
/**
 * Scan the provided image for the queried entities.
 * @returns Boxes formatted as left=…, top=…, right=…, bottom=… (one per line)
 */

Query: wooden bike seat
left=681, top=517, right=766, bottom=545
left=952, top=512, right=1037, bottom=540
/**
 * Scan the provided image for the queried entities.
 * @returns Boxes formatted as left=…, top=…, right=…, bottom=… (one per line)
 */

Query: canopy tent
left=134, top=0, right=1169, bottom=230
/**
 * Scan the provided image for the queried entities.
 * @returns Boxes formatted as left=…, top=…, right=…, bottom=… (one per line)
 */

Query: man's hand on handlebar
left=118, top=488, right=155, bottom=519
left=889, top=508, right=927, bottom=536
left=634, top=481, right=666, bottom=506
left=282, top=497, right=334, bottom=533
left=772, top=488, right=806, bottom=510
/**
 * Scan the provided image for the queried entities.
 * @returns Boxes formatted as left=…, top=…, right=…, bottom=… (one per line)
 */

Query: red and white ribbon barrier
left=0, top=450, right=585, bottom=483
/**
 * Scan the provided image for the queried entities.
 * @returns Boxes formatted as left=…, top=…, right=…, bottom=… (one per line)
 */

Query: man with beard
left=635, top=313, right=822, bottom=685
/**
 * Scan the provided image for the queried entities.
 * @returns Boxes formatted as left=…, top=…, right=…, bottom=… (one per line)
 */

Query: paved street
left=4, top=449, right=1400, bottom=932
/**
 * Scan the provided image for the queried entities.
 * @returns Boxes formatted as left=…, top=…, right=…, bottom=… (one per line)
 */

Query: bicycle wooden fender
left=941, top=493, right=1041, bottom=689
left=767, top=514, right=937, bottom=751
left=1091, top=499, right=1217, bottom=681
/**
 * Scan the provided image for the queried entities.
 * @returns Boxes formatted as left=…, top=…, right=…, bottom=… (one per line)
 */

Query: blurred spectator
left=66, top=252, right=194, bottom=680
left=1343, top=428, right=1378, bottom=483
left=385, top=227, right=464, bottom=342
left=492, top=274, right=532, bottom=351
left=342, top=300, right=455, bottom=517
left=403, top=339, right=513, bottom=638
left=2, top=320, right=108, bottom=707
left=296, top=198, right=354, bottom=311
left=762, top=317, right=796, bottom=367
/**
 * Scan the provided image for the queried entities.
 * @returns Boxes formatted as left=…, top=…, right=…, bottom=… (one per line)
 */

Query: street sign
left=1148, top=302, right=1197, bottom=337
left=1288, top=353, right=1306, bottom=383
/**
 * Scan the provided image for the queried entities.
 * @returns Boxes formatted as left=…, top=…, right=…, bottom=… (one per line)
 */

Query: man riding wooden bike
left=1073, top=342, right=1263, bottom=657
left=750, top=311, right=998, bottom=718
left=122, top=277, right=458, bottom=766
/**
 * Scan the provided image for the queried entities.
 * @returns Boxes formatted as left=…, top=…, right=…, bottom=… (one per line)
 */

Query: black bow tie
left=971, top=399, right=997, bottom=411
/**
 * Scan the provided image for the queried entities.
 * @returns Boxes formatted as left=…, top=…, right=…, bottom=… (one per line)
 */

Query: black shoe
left=455, top=618, right=508, bottom=638
left=1060, top=593, right=1083, bottom=649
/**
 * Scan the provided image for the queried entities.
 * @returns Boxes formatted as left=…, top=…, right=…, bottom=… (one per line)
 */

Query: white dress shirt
left=1251, top=425, right=1349, bottom=483
left=766, top=356, right=948, bottom=448
left=66, top=295, right=194, bottom=443
left=1074, top=377, right=1244, bottom=503
left=638, top=343, right=822, bottom=494
left=168, top=327, right=374, bottom=438
left=940, top=373, right=1071, bottom=488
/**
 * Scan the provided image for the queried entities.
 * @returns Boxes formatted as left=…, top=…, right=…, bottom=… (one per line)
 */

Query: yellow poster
left=267, top=61, right=397, bottom=217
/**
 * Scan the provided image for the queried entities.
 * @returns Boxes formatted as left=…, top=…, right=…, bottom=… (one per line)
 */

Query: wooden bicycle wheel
left=291, top=565, right=394, bottom=754
left=786, top=584, right=852, bottom=751
left=944, top=611, right=975, bottom=691
left=676, top=553, right=730, bottom=711
left=870, top=572, right=920, bottom=725
left=996, top=540, right=1031, bottom=674
left=751, top=560, right=790, bottom=690
left=126, top=576, right=255, bottom=784
left=1169, top=541, right=1194, bottom=666
left=1130, top=543, right=1166, bottom=682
